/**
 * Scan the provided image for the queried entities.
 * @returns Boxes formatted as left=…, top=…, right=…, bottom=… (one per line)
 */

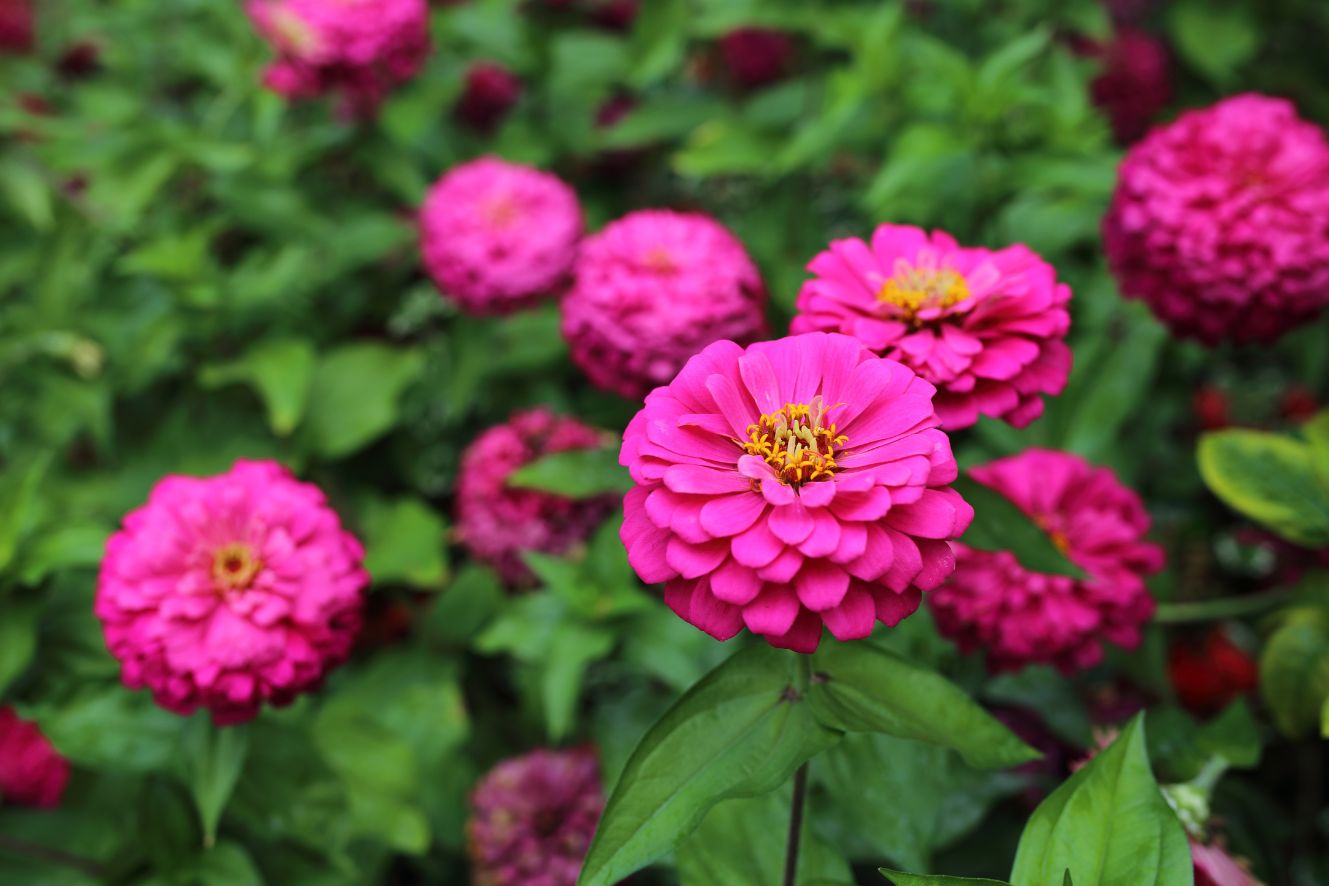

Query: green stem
left=1153, top=591, right=1292, bottom=624
left=783, top=762, right=809, bottom=886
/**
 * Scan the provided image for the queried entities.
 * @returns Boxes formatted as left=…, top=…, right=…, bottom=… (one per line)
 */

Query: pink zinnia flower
left=467, top=747, right=603, bottom=886
left=456, top=408, right=617, bottom=587
left=1086, top=27, right=1172, bottom=143
left=95, top=460, right=368, bottom=725
left=246, top=0, right=430, bottom=117
left=1192, top=839, right=1263, bottom=886
left=0, top=0, right=33, bottom=53
left=928, top=449, right=1163, bottom=673
left=1103, top=93, right=1329, bottom=344
left=0, top=708, right=70, bottom=808
left=620, top=332, right=972, bottom=653
left=791, top=223, right=1072, bottom=430
left=454, top=61, right=522, bottom=134
left=562, top=209, right=768, bottom=400
left=420, top=157, right=583, bottom=315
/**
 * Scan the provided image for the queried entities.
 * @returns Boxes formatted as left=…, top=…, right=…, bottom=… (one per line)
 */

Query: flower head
left=0, top=708, right=69, bottom=808
left=1168, top=627, right=1257, bottom=717
left=928, top=449, right=1163, bottom=673
left=421, top=157, right=583, bottom=315
left=467, top=747, right=603, bottom=886
left=1086, top=27, right=1172, bottom=143
left=0, top=0, right=33, bottom=53
left=95, top=460, right=368, bottom=725
left=562, top=209, right=767, bottom=400
left=620, top=332, right=972, bottom=653
left=719, top=28, right=795, bottom=90
left=456, top=408, right=617, bottom=587
left=792, top=224, right=1072, bottom=430
left=1192, top=839, right=1263, bottom=886
left=1103, top=93, right=1329, bottom=344
left=455, top=61, right=522, bottom=134
left=246, top=0, right=430, bottom=117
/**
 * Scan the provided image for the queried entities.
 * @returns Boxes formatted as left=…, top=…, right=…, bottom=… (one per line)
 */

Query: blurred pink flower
left=456, top=408, right=616, bottom=587
left=1104, top=93, right=1329, bottom=344
left=467, top=747, right=603, bottom=886
left=1086, top=27, right=1172, bottom=143
left=420, top=156, right=583, bottom=315
left=95, top=460, right=368, bottom=725
left=455, top=61, right=522, bottom=133
left=1192, top=839, right=1263, bottom=886
left=246, top=0, right=430, bottom=117
left=792, top=223, right=1072, bottom=430
left=0, top=708, right=69, bottom=808
left=719, top=28, right=794, bottom=90
left=562, top=209, right=767, bottom=400
left=0, top=0, right=33, bottom=53
left=929, top=449, right=1163, bottom=673
left=620, top=332, right=971, bottom=653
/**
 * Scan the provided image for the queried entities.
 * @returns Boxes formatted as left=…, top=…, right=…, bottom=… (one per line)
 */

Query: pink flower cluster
left=0, top=0, right=33, bottom=53
left=563, top=210, right=768, bottom=400
left=95, top=460, right=368, bottom=725
left=1104, top=93, right=1329, bottom=344
left=792, top=224, right=1072, bottom=430
left=1086, top=27, right=1172, bottom=144
left=420, top=157, right=583, bottom=315
left=246, top=0, right=430, bottom=117
left=456, top=408, right=617, bottom=587
left=467, top=747, right=603, bottom=886
left=621, top=332, right=971, bottom=653
left=928, top=449, right=1163, bottom=673
left=0, top=707, right=69, bottom=808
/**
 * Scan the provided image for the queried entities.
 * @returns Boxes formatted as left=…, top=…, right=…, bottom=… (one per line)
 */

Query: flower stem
left=1153, top=591, right=1292, bottom=624
left=783, top=762, right=809, bottom=886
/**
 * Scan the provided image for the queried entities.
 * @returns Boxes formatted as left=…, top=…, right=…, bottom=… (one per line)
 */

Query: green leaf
left=198, top=338, right=316, bottom=437
left=180, top=718, right=250, bottom=848
left=16, top=523, right=111, bottom=586
left=1198, top=429, right=1329, bottom=547
left=1009, top=715, right=1192, bottom=886
left=176, top=843, right=263, bottom=886
left=807, top=641, right=1040, bottom=769
left=984, top=666, right=1094, bottom=747
left=33, top=686, right=185, bottom=772
left=577, top=645, right=840, bottom=886
left=421, top=564, right=504, bottom=646
left=1168, top=0, right=1258, bottom=84
left=542, top=623, right=617, bottom=741
left=0, top=160, right=54, bottom=230
left=1305, top=410, right=1329, bottom=490
left=302, top=343, right=425, bottom=459
left=507, top=446, right=630, bottom=499
left=1259, top=607, right=1329, bottom=738
left=360, top=497, right=449, bottom=590
left=0, top=454, right=52, bottom=574
left=881, top=871, right=1012, bottom=885
left=951, top=476, right=1086, bottom=579
left=0, top=599, right=40, bottom=696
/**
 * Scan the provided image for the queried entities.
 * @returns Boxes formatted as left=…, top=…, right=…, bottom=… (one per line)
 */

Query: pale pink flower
left=562, top=209, right=768, bottom=400
left=95, top=460, right=368, bottom=725
left=929, top=449, right=1163, bottom=673
left=792, top=224, right=1071, bottom=430
left=420, top=157, right=583, bottom=315
left=620, top=332, right=972, bottom=653
left=1103, top=93, right=1329, bottom=344
left=1192, top=839, right=1263, bottom=886
left=0, top=708, right=69, bottom=808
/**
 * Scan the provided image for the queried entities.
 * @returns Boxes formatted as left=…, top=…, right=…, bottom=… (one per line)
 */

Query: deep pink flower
left=1192, top=839, right=1262, bottom=886
left=1103, top=93, right=1329, bottom=344
left=246, top=0, right=430, bottom=117
left=454, top=61, right=522, bottom=134
left=719, top=28, right=794, bottom=90
left=456, top=408, right=617, bottom=587
left=467, top=747, right=603, bottom=886
left=791, top=224, right=1072, bottom=430
left=620, top=332, right=972, bottom=653
left=562, top=209, right=767, bottom=400
left=0, top=708, right=69, bottom=808
left=420, top=157, right=583, bottom=315
left=1086, top=28, right=1172, bottom=143
left=95, top=460, right=368, bottom=725
left=929, top=449, right=1163, bottom=673
left=0, top=0, right=33, bottom=53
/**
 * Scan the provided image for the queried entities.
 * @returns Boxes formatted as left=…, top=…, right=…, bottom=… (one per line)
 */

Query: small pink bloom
left=95, top=460, right=368, bottom=725
left=719, top=28, right=794, bottom=90
left=1192, top=839, right=1263, bottom=886
left=792, top=223, right=1072, bottom=430
left=0, top=708, right=69, bottom=808
left=929, top=449, right=1163, bottom=673
left=456, top=408, right=617, bottom=587
left=1085, top=27, right=1172, bottom=143
left=0, top=0, right=32, bottom=53
left=562, top=209, right=767, bottom=400
left=620, top=332, right=972, bottom=653
left=420, top=156, right=583, bottom=315
left=246, top=0, right=430, bottom=117
left=467, top=747, right=603, bottom=886
left=1104, top=93, right=1329, bottom=344
left=454, top=61, right=522, bottom=134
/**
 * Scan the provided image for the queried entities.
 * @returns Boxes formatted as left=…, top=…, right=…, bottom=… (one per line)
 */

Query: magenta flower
left=620, top=332, right=972, bottom=653
left=456, top=408, right=617, bottom=587
left=420, top=157, right=583, bottom=316
left=562, top=209, right=768, bottom=400
left=1192, top=839, right=1262, bottom=886
left=454, top=61, right=522, bottom=134
left=95, top=460, right=368, bottom=725
left=0, top=708, right=70, bottom=808
left=928, top=449, right=1163, bottom=673
left=0, top=0, right=33, bottom=53
left=467, top=747, right=603, bottom=886
left=246, top=0, right=430, bottom=117
left=1086, top=27, right=1172, bottom=144
left=791, top=224, right=1072, bottom=430
left=1104, top=93, right=1329, bottom=344
left=719, top=28, right=795, bottom=90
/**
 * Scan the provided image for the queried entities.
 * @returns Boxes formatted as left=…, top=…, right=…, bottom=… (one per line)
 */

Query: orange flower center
left=212, top=543, right=261, bottom=591
left=740, top=396, right=847, bottom=486
left=877, top=264, right=971, bottom=322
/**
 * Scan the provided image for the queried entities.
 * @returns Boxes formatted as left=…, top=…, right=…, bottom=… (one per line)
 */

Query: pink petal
left=769, top=502, right=814, bottom=544
left=795, top=561, right=850, bottom=611
left=665, top=537, right=729, bottom=579
left=709, top=559, right=763, bottom=605
left=664, top=464, right=749, bottom=495
left=742, top=585, right=802, bottom=637
left=731, top=519, right=785, bottom=568
left=699, top=492, right=767, bottom=538
left=764, top=609, right=823, bottom=653
left=798, top=508, right=842, bottom=558
left=874, top=586, right=922, bottom=627
left=756, top=548, right=804, bottom=583
left=822, top=588, right=876, bottom=640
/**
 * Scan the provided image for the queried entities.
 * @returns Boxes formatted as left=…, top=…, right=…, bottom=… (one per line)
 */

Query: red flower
left=454, top=61, right=523, bottom=134
left=1168, top=627, right=1257, bottom=716
left=718, top=28, right=794, bottom=90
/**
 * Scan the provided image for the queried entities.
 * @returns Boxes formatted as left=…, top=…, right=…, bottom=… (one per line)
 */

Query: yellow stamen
left=877, top=263, right=971, bottom=322
left=739, top=396, right=848, bottom=487
left=212, top=543, right=261, bottom=592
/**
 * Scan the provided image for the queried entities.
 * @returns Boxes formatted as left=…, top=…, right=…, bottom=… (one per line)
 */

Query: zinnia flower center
left=741, top=396, right=847, bottom=486
left=877, top=264, right=971, bottom=321
left=212, top=543, right=262, bottom=591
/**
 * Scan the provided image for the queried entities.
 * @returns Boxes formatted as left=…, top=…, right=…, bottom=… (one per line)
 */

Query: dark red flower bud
left=454, top=61, right=522, bottom=134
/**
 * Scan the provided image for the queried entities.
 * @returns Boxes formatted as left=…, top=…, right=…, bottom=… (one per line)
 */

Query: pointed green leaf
left=1198, top=429, right=1329, bottom=547
left=881, top=871, right=1011, bottom=885
left=507, top=446, right=631, bottom=499
left=199, top=338, right=316, bottom=437
left=181, top=718, right=250, bottom=847
left=951, top=476, right=1086, bottom=579
left=302, top=343, right=424, bottom=459
left=1259, top=607, right=1329, bottom=738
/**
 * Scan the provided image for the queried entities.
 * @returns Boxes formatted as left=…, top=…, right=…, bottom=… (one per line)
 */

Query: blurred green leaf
left=0, top=160, right=54, bottom=231
left=0, top=599, right=40, bottom=697
left=0, top=455, right=52, bottom=574
left=33, top=686, right=185, bottom=773
left=302, top=343, right=425, bottom=459
left=16, top=524, right=111, bottom=587
left=1198, top=428, right=1329, bottom=547
left=1169, top=0, right=1259, bottom=84
left=199, top=339, right=316, bottom=437
left=508, top=446, right=631, bottom=498
left=180, top=718, right=250, bottom=848
left=951, top=476, right=1087, bottom=579
left=881, top=872, right=1011, bottom=886
left=360, top=496, right=449, bottom=590
left=1260, top=606, right=1329, bottom=738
